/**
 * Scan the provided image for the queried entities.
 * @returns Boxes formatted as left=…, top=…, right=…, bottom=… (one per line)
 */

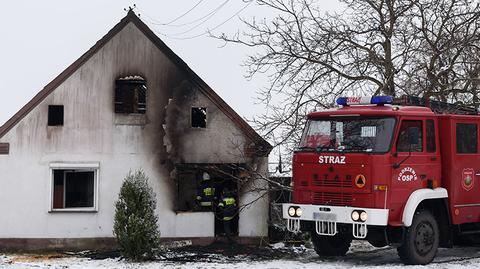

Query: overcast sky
left=0, top=0, right=341, bottom=126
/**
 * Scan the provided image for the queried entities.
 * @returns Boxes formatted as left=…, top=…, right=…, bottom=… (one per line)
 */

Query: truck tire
left=311, top=232, right=352, bottom=256
left=397, top=210, right=439, bottom=265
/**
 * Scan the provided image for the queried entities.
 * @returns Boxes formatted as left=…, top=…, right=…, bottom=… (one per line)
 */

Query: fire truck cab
left=282, top=96, right=480, bottom=265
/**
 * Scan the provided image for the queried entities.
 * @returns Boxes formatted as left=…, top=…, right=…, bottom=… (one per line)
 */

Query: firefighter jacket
left=196, top=180, right=216, bottom=207
left=218, top=196, right=237, bottom=221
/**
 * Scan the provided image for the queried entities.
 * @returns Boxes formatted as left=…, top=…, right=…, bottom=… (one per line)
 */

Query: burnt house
left=0, top=11, right=271, bottom=250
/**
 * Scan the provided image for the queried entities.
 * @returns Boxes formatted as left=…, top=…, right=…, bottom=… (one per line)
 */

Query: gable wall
left=0, top=22, right=268, bottom=239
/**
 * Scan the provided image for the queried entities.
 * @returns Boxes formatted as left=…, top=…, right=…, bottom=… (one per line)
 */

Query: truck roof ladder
left=393, top=95, right=479, bottom=115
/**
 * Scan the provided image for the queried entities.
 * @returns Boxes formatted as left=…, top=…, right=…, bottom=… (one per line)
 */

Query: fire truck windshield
left=298, top=117, right=396, bottom=153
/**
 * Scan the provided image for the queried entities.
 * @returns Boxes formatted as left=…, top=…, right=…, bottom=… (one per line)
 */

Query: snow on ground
left=1, top=242, right=480, bottom=269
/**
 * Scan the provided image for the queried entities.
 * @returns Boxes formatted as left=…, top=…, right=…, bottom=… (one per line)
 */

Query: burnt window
left=396, top=120, right=423, bottom=152
left=177, top=171, right=201, bottom=212
left=191, top=107, right=207, bottom=128
left=176, top=166, right=240, bottom=212
left=48, top=105, right=64, bottom=126
left=456, top=123, right=477, bottom=154
left=115, top=77, right=147, bottom=114
left=0, top=143, right=9, bottom=155
left=426, top=120, right=436, bottom=153
left=52, top=169, right=96, bottom=210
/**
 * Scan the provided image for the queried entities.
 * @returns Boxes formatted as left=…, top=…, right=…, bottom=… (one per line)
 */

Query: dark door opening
left=175, top=164, right=242, bottom=237
left=213, top=175, right=239, bottom=237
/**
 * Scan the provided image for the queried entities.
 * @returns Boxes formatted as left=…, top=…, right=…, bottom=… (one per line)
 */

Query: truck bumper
left=282, top=203, right=389, bottom=239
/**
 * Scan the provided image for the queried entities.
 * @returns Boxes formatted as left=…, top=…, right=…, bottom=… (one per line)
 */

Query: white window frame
left=49, top=163, right=100, bottom=213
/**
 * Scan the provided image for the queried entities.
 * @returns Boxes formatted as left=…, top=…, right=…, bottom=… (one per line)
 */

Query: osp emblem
left=397, top=167, right=418, bottom=182
left=462, top=168, right=475, bottom=191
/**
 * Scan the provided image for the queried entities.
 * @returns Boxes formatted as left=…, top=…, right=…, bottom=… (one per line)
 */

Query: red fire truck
left=282, top=95, right=480, bottom=265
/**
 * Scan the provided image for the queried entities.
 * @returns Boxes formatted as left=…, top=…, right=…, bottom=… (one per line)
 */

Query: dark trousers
left=224, top=219, right=233, bottom=238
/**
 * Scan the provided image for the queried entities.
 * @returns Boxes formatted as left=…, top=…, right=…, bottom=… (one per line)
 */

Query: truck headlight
left=360, top=211, right=368, bottom=222
left=351, top=211, right=360, bottom=221
left=295, top=207, right=303, bottom=217
left=288, top=207, right=296, bottom=217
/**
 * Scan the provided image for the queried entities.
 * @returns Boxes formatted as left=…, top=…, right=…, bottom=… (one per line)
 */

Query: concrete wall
left=0, top=22, right=268, bottom=242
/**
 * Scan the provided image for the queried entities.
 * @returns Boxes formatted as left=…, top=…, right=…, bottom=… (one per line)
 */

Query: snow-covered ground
left=1, top=242, right=480, bottom=269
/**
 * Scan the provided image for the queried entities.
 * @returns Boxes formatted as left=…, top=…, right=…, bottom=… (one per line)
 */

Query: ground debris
left=3, top=242, right=480, bottom=268
left=70, top=250, right=121, bottom=260
left=157, top=241, right=306, bottom=263
left=65, top=241, right=306, bottom=264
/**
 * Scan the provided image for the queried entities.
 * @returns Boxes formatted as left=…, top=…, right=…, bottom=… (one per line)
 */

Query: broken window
left=191, top=107, right=207, bottom=128
left=115, top=76, right=147, bottom=114
left=175, top=164, right=241, bottom=236
left=48, top=105, right=64, bottom=126
left=52, top=169, right=96, bottom=210
left=0, top=143, right=9, bottom=155
left=176, top=171, right=201, bottom=212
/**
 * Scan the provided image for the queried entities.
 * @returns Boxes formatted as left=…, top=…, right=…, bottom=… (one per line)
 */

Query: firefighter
left=196, top=172, right=216, bottom=208
left=218, top=188, right=237, bottom=239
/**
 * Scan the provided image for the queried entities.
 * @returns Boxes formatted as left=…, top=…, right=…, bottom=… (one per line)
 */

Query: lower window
left=52, top=169, right=97, bottom=210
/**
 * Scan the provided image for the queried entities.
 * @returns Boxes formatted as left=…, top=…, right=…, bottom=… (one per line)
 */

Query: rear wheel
left=397, top=210, right=439, bottom=265
left=311, top=232, right=352, bottom=256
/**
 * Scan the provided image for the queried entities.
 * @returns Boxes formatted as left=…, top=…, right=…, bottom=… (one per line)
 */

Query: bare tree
left=218, top=0, right=480, bottom=160
left=219, top=0, right=416, bottom=155
left=404, top=0, right=480, bottom=104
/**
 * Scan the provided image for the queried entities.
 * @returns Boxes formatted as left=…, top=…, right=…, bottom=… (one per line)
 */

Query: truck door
left=451, top=120, right=480, bottom=224
left=391, top=118, right=441, bottom=214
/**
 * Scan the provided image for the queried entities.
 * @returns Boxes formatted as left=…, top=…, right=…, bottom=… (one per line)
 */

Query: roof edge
left=0, top=11, right=272, bottom=155
left=0, top=12, right=135, bottom=139
left=126, top=14, right=272, bottom=154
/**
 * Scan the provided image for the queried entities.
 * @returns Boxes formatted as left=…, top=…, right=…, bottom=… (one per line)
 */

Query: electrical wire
left=159, top=0, right=205, bottom=26
left=138, top=1, right=252, bottom=41
left=147, top=0, right=230, bottom=28
left=168, top=0, right=230, bottom=36
left=170, top=1, right=253, bottom=40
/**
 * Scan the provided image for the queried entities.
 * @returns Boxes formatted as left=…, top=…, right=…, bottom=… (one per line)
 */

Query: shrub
left=114, top=169, right=161, bottom=261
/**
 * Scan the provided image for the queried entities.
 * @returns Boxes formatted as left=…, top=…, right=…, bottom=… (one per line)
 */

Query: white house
left=0, top=11, right=271, bottom=251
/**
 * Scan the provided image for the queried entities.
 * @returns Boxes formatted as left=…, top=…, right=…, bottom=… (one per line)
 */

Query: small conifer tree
left=114, top=169, right=160, bottom=261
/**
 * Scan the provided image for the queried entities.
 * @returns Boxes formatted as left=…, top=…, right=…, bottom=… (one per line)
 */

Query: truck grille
left=312, top=174, right=352, bottom=188
left=312, top=192, right=353, bottom=206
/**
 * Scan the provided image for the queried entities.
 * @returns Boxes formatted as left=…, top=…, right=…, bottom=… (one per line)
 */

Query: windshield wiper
left=340, top=140, right=372, bottom=152
left=316, top=145, right=335, bottom=152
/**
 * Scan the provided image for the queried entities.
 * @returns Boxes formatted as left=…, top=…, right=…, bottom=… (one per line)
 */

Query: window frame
left=297, top=117, right=397, bottom=154
left=395, top=119, right=425, bottom=153
left=455, top=122, right=478, bottom=154
left=114, top=78, right=147, bottom=115
left=426, top=119, right=436, bottom=153
left=49, top=163, right=99, bottom=213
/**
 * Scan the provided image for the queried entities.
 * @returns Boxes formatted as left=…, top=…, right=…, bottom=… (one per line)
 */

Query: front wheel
left=397, top=210, right=439, bottom=265
left=311, top=232, right=352, bottom=257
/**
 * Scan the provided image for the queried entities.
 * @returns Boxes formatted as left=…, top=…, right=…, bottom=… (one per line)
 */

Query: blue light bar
left=336, top=97, right=349, bottom=106
left=371, top=96, right=393, bottom=105
left=336, top=96, right=393, bottom=106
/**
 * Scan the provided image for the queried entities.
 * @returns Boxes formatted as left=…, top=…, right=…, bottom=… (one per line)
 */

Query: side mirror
left=408, top=127, right=420, bottom=145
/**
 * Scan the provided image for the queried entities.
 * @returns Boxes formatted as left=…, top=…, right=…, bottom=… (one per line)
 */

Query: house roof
left=0, top=11, right=272, bottom=156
